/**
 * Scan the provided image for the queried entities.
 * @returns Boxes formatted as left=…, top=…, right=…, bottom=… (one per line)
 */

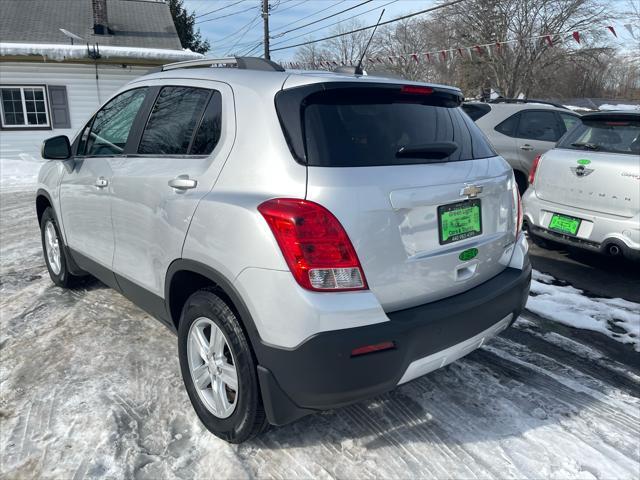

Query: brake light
left=528, top=154, right=542, bottom=185
left=511, top=178, right=523, bottom=238
left=258, top=198, right=367, bottom=291
left=401, top=85, right=433, bottom=95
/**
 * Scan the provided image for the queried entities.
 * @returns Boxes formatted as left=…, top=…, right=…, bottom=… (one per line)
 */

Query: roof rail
left=488, top=98, right=568, bottom=110
left=161, top=56, right=285, bottom=72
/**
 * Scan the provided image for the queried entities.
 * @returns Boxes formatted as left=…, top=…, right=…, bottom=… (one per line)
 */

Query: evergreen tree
left=168, top=0, right=210, bottom=54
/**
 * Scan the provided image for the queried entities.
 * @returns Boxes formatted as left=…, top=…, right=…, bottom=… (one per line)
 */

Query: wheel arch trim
left=165, top=259, right=266, bottom=361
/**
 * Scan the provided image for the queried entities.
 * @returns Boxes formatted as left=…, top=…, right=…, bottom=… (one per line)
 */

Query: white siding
left=0, top=62, right=149, bottom=160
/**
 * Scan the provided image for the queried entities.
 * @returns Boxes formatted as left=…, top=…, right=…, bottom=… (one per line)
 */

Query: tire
left=40, top=207, right=76, bottom=288
left=178, top=288, right=267, bottom=443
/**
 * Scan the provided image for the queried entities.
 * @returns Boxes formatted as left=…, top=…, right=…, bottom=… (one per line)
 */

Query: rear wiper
left=571, top=142, right=600, bottom=150
left=395, top=142, right=459, bottom=161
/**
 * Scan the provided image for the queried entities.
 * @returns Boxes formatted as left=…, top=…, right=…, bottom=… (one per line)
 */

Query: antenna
left=355, top=9, right=385, bottom=75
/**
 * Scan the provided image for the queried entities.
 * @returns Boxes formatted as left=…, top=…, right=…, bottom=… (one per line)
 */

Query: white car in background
left=523, top=111, right=640, bottom=260
left=463, top=100, right=580, bottom=193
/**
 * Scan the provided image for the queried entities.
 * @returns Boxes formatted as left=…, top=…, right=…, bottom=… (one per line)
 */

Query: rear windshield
left=462, top=103, right=491, bottom=121
left=276, top=85, right=495, bottom=167
left=558, top=118, right=640, bottom=155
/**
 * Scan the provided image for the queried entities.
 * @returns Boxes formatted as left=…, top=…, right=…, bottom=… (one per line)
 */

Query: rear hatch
left=535, top=113, right=640, bottom=218
left=276, top=81, right=519, bottom=312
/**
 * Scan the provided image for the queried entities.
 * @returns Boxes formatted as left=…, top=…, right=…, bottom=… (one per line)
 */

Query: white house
left=0, top=0, right=202, bottom=165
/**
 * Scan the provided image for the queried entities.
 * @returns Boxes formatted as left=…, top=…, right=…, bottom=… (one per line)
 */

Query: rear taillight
left=528, top=154, right=542, bottom=185
left=511, top=179, right=523, bottom=238
left=258, top=198, right=367, bottom=292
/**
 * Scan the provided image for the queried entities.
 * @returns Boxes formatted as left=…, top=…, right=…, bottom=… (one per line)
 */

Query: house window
left=0, top=86, right=50, bottom=128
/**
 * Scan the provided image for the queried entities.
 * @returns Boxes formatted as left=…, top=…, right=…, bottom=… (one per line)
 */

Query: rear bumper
left=523, top=189, right=640, bottom=258
left=256, top=262, right=532, bottom=425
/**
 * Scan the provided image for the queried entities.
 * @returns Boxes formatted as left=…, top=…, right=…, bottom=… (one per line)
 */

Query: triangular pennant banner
left=440, top=50, right=447, bottom=61
left=474, top=45, right=483, bottom=55
left=572, top=31, right=580, bottom=44
left=411, top=53, right=419, bottom=63
left=623, top=24, right=636, bottom=39
left=425, top=52, right=431, bottom=63
left=607, top=25, right=617, bottom=37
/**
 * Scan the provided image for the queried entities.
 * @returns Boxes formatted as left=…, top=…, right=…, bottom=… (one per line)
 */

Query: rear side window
left=495, top=113, right=519, bottom=136
left=516, top=111, right=560, bottom=142
left=559, top=112, right=580, bottom=133
left=138, top=86, right=211, bottom=155
left=557, top=117, right=640, bottom=155
left=462, top=103, right=491, bottom=121
left=190, top=91, right=222, bottom=155
left=278, top=85, right=495, bottom=167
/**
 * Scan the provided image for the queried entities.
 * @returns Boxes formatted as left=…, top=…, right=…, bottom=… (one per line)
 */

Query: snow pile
left=527, top=270, right=640, bottom=351
left=598, top=103, right=640, bottom=111
left=0, top=42, right=203, bottom=63
left=0, top=155, right=43, bottom=190
left=563, top=105, right=596, bottom=112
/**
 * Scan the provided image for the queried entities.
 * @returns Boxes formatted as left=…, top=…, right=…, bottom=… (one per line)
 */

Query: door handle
left=519, top=144, right=534, bottom=151
left=95, top=177, right=109, bottom=188
left=168, top=175, right=197, bottom=190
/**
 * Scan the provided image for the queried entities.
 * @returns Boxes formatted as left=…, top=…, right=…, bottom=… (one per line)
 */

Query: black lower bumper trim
left=256, top=264, right=531, bottom=425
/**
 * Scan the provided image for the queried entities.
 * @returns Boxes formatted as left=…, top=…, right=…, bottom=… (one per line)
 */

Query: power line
left=196, top=4, right=258, bottom=25
left=213, top=14, right=262, bottom=46
left=225, top=16, right=263, bottom=55
left=271, top=0, right=374, bottom=39
left=195, top=0, right=247, bottom=19
left=272, top=0, right=307, bottom=15
left=271, top=0, right=399, bottom=47
left=270, top=0, right=348, bottom=34
left=271, top=0, right=468, bottom=52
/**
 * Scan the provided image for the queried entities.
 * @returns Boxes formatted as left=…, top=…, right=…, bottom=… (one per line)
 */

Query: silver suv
left=463, top=101, right=580, bottom=193
left=36, top=57, right=531, bottom=443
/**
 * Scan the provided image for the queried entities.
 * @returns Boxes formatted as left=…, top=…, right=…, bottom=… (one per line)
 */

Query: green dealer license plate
left=438, top=199, right=482, bottom=245
left=548, top=213, right=581, bottom=236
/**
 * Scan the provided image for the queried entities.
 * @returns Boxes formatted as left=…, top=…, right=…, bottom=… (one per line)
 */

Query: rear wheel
left=40, top=207, right=76, bottom=287
left=178, top=289, right=267, bottom=443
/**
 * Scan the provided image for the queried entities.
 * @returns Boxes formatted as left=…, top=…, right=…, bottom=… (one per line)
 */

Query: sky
left=183, top=0, right=638, bottom=61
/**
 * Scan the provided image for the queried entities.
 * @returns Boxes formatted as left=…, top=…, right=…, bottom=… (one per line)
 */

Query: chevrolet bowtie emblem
left=461, top=184, right=483, bottom=198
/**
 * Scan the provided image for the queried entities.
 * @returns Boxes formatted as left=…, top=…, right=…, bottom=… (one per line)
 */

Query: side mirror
left=41, top=135, right=72, bottom=160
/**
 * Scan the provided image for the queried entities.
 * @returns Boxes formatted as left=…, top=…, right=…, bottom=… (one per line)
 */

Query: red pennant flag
left=425, top=53, right=431, bottom=63
left=607, top=26, right=617, bottom=37
left=457, top=48, right=464, bottom=57
left=440, top=50, right=447, bottom=61
left=411, top=53, right=419, bottom=63
left=388, top=56, right=394, bottom=64
left=376, top=57, right=383, bottom=64
left=544, top=35, right=553, bottom=47
left=495, top=42, right=502, bottom=52
left=572, top=31, right=580, bottom=43
left=474, top=45, right=483, bottom=55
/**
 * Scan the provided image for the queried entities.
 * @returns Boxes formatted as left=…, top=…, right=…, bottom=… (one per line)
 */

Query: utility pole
left=262, top=0, right=270, bottom=59
left=262, top=0, right=271, bottom=60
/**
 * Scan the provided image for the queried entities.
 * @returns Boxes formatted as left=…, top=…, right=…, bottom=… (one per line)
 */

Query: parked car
left=36, top=57, right=531, bottom=443
left=523, top=111, right=640, bottom=260
left=463, top=100, right=580, bottom=193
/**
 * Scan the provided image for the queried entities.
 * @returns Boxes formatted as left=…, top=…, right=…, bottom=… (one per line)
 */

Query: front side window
left=557, top=117, right=640, bottom=155
left=138, top=86, right=212, bottom=155
left=0, top=86, right=49, bottom=128
left=516, top=111, right=559, bottom=142
left=85, top=88, right=147, bottom=156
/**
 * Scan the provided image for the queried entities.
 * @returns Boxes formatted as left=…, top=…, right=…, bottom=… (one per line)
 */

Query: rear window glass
left=557, top=118, right=640, bottom=155
left=289, top=87, right=494, bottom=167
left=462, top=103, right=491, bottom=121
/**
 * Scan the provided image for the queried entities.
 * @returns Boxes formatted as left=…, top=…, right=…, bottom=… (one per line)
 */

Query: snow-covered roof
left=0, top=42, right=202, bottom=64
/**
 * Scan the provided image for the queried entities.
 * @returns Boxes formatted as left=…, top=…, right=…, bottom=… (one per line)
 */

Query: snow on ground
left=0, top=156, right=43, bottom=190
left=528, top=270, right=640, bottom=352
left=1, top=189, right=639, bottom=479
